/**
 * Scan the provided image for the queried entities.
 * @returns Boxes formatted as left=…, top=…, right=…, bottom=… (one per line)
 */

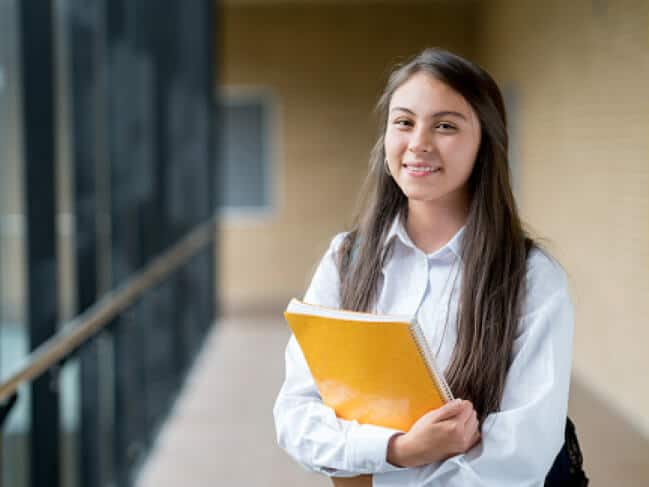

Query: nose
left=408, top=126, right=435, bottom=154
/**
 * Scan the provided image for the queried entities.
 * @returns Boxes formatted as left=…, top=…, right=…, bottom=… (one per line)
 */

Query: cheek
left=384, top=130, right=407, bottom=156
left=443, top=137, right=479, bottom=174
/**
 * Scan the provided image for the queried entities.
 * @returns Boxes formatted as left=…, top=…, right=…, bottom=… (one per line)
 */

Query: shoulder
left=319, top=231, right=349, bottom=265
left=523, top=246, right=571, bottom=316
left=329, top=231, right=349, bottom=254
left=303, top=231, right=349, bottom=308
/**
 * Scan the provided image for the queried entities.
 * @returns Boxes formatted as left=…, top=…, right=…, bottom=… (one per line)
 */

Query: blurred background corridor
left=1, top=0, right=649, bottom=486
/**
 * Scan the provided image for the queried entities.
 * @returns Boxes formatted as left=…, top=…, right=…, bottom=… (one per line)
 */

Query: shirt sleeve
left=375, top=250, right=575, bottom=487
left=273, top=233, right=407, bottom=477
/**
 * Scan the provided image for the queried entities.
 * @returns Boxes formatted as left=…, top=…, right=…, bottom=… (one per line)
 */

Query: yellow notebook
left=284, top=298, right=454, bottom=432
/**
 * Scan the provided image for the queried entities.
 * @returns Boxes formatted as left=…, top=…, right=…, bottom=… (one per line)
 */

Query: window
left=217, top=89, right=277, bottom=217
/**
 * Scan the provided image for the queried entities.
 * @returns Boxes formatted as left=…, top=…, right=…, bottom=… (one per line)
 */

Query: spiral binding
left=409, top=323, right=454, bottom=402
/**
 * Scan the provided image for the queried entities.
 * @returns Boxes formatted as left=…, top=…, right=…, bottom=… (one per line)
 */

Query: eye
left=393, top=119, right=413, bottom=128
left=436, top=122, right=457, bottom=131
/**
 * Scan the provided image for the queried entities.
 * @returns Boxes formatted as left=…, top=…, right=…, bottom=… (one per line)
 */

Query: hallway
left=136, top=316, right=329, bottom=486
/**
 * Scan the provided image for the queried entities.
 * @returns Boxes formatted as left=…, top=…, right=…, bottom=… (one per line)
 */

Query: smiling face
left=385, top=71, right=482, bottom=208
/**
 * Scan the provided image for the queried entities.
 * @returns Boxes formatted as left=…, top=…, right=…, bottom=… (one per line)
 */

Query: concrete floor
left=137, top=317, right=649, bottom=487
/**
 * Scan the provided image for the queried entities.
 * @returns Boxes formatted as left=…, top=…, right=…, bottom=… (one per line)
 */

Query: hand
left=387, top=399, right=481, bottom=468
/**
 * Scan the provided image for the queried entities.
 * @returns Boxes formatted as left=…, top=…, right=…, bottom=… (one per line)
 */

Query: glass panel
left=0, top=0, right=29, bottom=486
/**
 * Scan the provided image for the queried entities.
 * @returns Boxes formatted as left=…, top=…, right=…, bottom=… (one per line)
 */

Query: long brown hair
left=337, top=48, right=533, bottom=420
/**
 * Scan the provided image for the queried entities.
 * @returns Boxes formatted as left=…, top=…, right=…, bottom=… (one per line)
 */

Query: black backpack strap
left=545, top=417, right=589, bottom=486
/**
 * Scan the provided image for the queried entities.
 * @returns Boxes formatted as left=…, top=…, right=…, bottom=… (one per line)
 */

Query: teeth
left=407, top=166, right=438, bottom=173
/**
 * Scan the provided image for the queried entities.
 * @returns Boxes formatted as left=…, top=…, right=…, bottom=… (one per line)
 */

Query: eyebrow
left=390, top=107, right=468, bottom=121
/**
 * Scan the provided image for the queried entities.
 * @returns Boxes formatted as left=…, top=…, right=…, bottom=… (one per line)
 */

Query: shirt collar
left=384, top=211, right=464, bottom=260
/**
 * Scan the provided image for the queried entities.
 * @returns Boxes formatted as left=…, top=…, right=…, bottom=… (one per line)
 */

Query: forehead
left=389, top=71, right=472, bottom=116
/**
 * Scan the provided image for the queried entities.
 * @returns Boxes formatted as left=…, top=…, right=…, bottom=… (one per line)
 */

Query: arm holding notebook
left=274, top=337, right=480, bottom=477
left=274, top=333, right=404, bottom=476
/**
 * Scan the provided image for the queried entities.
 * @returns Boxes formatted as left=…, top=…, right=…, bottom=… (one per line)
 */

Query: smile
left=402, top=163, right=442, bottom=175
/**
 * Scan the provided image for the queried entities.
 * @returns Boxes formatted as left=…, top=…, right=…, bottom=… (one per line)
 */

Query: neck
left=405, top=191, right=470, bottom=254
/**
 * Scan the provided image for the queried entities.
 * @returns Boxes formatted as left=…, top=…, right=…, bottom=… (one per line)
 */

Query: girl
left=273, top=48, right=575, bottom=486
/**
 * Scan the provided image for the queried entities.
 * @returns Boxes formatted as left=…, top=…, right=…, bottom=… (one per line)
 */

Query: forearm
left=273, top=336, right=406, bottom=476
left=273, top=392, right=404, bottom=476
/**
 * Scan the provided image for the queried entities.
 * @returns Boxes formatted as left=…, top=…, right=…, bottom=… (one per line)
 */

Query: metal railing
left=0, top=215, right=217, bottom=487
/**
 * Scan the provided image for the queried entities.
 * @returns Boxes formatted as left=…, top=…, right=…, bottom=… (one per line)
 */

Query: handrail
left=0, top=216, right=217, bottom=403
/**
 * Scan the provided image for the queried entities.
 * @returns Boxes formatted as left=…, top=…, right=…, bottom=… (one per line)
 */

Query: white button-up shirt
left=273, top=215, right=574, bottom=486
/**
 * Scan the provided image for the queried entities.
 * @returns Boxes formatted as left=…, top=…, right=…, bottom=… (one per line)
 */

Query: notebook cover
left=285, top=307, right=446, bottom=432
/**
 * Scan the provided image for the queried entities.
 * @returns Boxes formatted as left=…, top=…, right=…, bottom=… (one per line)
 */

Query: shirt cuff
left=347, top=424, right=409, bottom=474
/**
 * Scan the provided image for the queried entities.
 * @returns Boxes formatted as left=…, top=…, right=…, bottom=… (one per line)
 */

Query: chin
left=404, top=191, right=446, bottom=202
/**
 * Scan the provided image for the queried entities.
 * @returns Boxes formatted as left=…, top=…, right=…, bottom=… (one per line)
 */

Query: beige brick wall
left=220, top=3, right=475, bottom=312
left=475, top=0, right=649, bottom=437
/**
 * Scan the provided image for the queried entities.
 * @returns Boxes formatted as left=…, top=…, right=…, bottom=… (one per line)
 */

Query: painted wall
left=475, top=0, right=649, bottom=437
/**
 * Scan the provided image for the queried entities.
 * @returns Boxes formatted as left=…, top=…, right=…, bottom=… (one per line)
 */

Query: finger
left=455, top=401, right=474, bottom=424
left=463, top=407, right=478, bottom=427
left=434, top=399, right=466, bottom=422
left=461, top=412, right=478, bottom=441
left=462, top=420, right=480, bottom=449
